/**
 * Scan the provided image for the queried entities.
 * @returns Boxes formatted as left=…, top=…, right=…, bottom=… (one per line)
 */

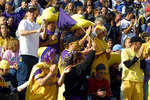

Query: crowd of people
left=0, top=0, right=150, bottom=100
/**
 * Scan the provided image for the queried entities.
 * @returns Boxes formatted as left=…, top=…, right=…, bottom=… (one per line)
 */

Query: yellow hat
left=0, top=60, right=10, bottom=69
left=36, top=7, right=59, bottom=25
left=95, top=25, right=106, bottom=35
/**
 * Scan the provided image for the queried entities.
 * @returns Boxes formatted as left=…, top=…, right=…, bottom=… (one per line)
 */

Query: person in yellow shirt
left=121, top=36, right=144, bottom=100
left=91, top=25, right=111, bottom=82
left=142, top=37, right=150, bottom=58
left=0, top=24, right=14, bottom=50
left=26, top=48, right=70, bottom=100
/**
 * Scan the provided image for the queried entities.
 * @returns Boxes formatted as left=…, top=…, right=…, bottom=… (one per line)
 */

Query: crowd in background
left=0, top=0, right=150, bottom=100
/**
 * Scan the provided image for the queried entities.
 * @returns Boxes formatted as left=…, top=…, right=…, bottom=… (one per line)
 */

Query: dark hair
left=105, top=12, right=116, bottom=23
left=131, top=36, right=142, bottom=43
left=96, top=64, right=106, bottom=71
left=0, top=24, right=9, bottom=38
left=69, top=52, right=82, bottom=65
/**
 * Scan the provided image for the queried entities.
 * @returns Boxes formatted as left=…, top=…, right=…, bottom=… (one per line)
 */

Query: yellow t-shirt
left=0, top=36, right=14, bottom=48
left=121, top=48, right=143, bottom=82
left=91, top=37, right=110, bottom=81
left=26, top=62, right=58, bottom=100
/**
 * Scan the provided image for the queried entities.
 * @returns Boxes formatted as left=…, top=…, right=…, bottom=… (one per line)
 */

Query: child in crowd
left=91, top=25, right=111, bottom=82
left=0, top=60, right=18, bottom=100
left=3, top=39, right=19, bottom=76
left=88, top=64, right=115, bottom=100
left=123, top=38, right=131, bottom=49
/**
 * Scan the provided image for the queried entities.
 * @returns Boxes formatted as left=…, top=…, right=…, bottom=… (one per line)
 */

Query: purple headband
left=41, top=48, right=56, bottom=63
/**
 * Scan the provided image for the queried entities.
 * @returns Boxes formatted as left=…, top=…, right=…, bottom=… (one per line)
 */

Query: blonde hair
left=7, top=39, right=19, bottom=51
left=95, top=25, right=106, bottom=35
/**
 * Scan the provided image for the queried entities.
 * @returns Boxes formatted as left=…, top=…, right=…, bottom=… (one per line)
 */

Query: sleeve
left=123, top=57, right=139, bottom=68
left=121, top=49, right=138, bottom=68
left=76, top=50, right=96, bottom=76
left=33, top=69, right=43, bottom=80
left=17, top=20, right=27, bottom=33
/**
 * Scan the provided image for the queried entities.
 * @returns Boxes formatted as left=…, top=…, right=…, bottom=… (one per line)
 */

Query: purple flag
left=57, top=8, right=77, bottom=30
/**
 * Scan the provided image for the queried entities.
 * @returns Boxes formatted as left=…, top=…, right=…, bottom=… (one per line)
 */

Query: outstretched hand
left=63, top=66, right=71, bottom=74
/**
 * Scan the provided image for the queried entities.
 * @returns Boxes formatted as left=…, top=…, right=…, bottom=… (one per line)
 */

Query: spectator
left=26, top=48, right=70, bottom=100
left=3, top=39, right=19, bottom=71
left=123, top=38, right=131, bottom=49
left=94, top=0, right=104, bottom=9
left=74, top=0, right=83, bottom=8
left=0, top=24, right=14, bottom=49
left=63, top=46, right=96, bottom=100
left=121, top=36, right=144, bottom=100
left=0, top=60, right=18, bottom=100
left=75, top=6, right=83, bottom=14
left=0, top=16, right=7, bottom=25
left=120, top=9, right=136, bottom=45
left=88, top=64, right=113, bottom=100
left=16, top=7, right=47, bottom=100
left=40, top=21, right=60, bottom=54
left=93, top=8, right=101, bottom=20
left=91, top=25, right=111, bottom=82
left=60, top=0, right=70, bottom=9
left=114, top=0, right=125, bottom=14
left=83, top=5, right=95, bottom=22
left=64, top=2, right=74, bottom=16
left=14, top=0, right=28, bottom=20
left=107, top=38, right=113, bottom=50
left=28, top=0, right=43, bottom=15
left=0, top=0, right=6, bottom=12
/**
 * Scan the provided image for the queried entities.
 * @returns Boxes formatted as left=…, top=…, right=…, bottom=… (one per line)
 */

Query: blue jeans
left=16, top=55, right=38, bottom=100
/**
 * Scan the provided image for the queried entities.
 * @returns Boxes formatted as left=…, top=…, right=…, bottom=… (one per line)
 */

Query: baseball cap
left=112, top=44, right=123, bottom=51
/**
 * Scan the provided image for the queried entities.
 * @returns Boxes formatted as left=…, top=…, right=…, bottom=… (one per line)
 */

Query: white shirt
left=120, top=19, right=135, bottom=45
left=18, top=19, right=40, bottom=57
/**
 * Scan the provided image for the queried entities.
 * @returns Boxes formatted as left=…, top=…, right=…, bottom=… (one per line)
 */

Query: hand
left=36, top=28, right=43, bottom=33
left=130, top=19, right=135, bottom=25
left=49, top=64, right=57, bottom=73
left=13, top=63, right=18, bottom=70
left=63, top=66, right=71, bottom=74
left=52, top=35, right=58, bottom=40
left=97, top=90, right=106, bottom=98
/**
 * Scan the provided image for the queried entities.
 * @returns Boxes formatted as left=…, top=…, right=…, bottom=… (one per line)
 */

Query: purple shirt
left=40, top=30, right=60, bottom=54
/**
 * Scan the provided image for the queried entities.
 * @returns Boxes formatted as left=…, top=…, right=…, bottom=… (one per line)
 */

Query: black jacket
left=63, top=50, right=95, bottom=98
